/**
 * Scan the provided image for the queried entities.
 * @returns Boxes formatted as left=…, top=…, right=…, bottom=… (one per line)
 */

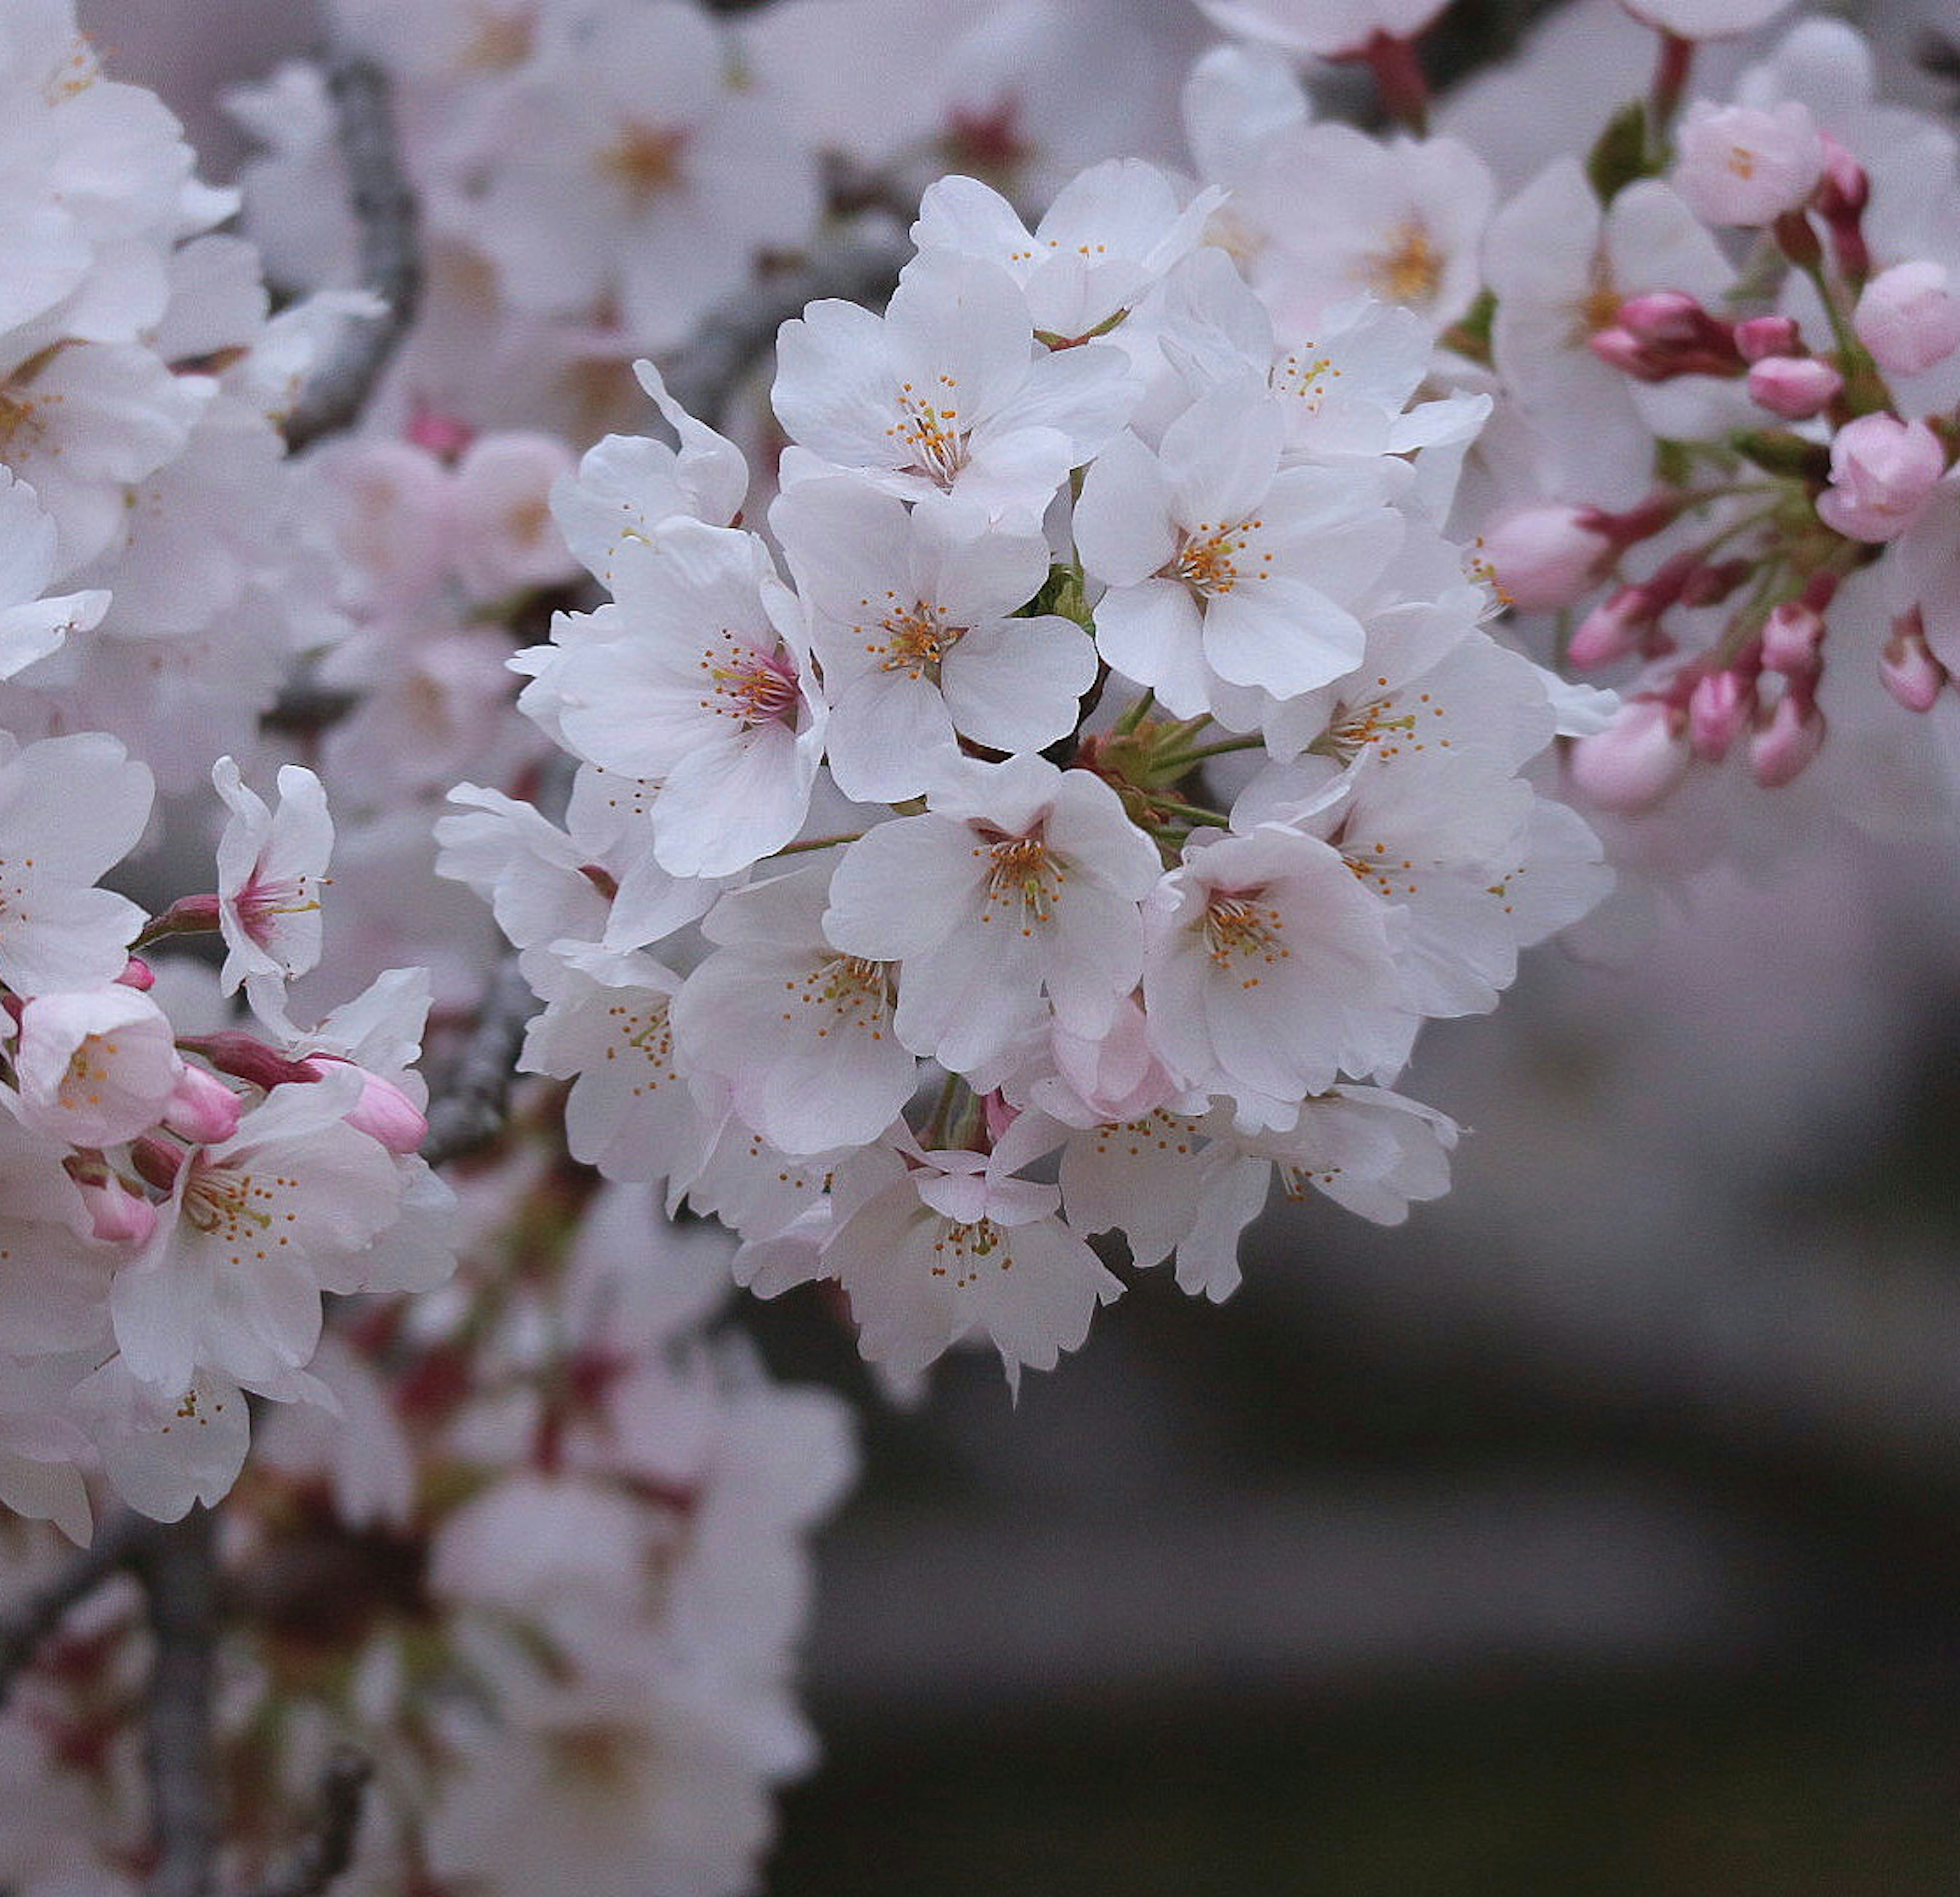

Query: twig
left=245, top=1748, right=374, bottom=1897
left=283, top=54, right=421, bottom=452
left=139, top=1508, right=219, bottom=1897
left=419, top=952, right=542, bottom=1169
left=0, top=1506, right=155, bottom=1709
left=660, top=226, right=911, bottom=427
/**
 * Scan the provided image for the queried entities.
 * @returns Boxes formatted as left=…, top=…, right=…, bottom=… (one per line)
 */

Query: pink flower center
left=699, top=637, right=801, bottom=729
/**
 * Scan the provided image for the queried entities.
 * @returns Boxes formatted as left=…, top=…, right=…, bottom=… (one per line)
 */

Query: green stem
left=1112, top=689, right=1155, bottom=736
left=1150, top=798, right=1230, bottom=829
left=1150, top=735, right=1265, bottom=773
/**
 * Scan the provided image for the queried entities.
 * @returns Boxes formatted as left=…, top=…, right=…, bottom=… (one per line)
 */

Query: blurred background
left=87, top=0, right=1960, bottom=1886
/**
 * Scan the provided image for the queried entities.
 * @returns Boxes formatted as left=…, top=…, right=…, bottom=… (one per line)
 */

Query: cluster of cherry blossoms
left=0, top=735, right=452, bottom=1538
left=444, top=149, right=1611, bottom=1390
left=1, top=1151, right=853, bottom=1897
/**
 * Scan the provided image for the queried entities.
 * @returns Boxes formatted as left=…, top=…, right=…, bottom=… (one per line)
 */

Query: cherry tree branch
left=283, top=52, right=421, bottom=452
left=659, top=226, right=911, bottom=426
left=244, top=1747, right=374, bottom=1897
left=420, top=952, right=543, bottom=1169
left=0, top=1506, right=154, bottom=1709
left=139, top=1508, right=219, bottom=1897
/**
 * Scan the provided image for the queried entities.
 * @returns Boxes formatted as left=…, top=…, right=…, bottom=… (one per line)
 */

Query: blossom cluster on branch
left=4, top=0, right=1958, bottom=1886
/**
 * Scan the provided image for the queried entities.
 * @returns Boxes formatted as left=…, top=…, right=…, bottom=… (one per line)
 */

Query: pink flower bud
left=1688, top=669, right=1753, bottom=760
left=76, top=1174, right=158, bottom=1248
left=1816, top=135, right=1868, bottom=217
left=1748, top=690, right=1825, bottom=788
left=1567, top=587, right=1648, bottom=668
left=1617, top=291, right=1704, bottom=344
left=118, top=957, right=155, bottom=990
left=1675, top=100, right=1825, bottom=227
left=1568, top=700, right=1693, bottom=813
left=130, top=1135, right=184, bottom=1194
left=1854, top=262, right=1960, bottom=377
left=335, top=1066, right=429, bottom=1155
left=1588, top=326, right=1652, bottom=378
left=164, top=1063, right=244, bottom=1145
left=1816, top=415, right=1946, bottom=543
left=1760, top=599, right=1825, bottom=676
left=1881, top=611, right=1948, bottom=713
left=1734, top=314, right=1800, bottom=363
left=1747, top=355, right=1842, bottom=420
left=1475, top=505, right=1613, bottom=610
left=174, top=1032, right=322, bottom=1092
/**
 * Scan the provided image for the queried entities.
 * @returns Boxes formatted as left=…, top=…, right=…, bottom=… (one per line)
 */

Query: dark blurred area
left=88, top=0, right=1960, bottom=1885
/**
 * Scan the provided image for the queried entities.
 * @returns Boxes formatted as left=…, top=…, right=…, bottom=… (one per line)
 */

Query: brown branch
left=244, top=1747, right=374, bottom=1897
left=419, top=951, right=541, bottom=1169
left=659, top=226, right=911, bottom=427
left=139, top=1508, right=219, bottom=1897
left=0, top=1506, right=155, bottom=1709
left=283, top=53, right=421, bottom=452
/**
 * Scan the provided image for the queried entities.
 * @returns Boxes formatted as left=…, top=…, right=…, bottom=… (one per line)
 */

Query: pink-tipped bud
left=164, top=1063, right=244, bottom=1145
left=1747, top=355, right=1842, bottom=420
left=1678, top=558, right=1752, bottom=609
left=1475, top=505, right=1614, bottom=611
left=1618, top=291, right=1703, bottom=344
left=1590, top=297, right=1741, bottom=381
left=75, top=1173, right=158, bottom=1248
left=130, top=1134, right=185, bottom=1195
left=1854, top=261, right=1960, bottom=377
left=328, top=1064, right=429, bottom=1155
left=1568, top=699, right=1693, bottom=813
left=174, top=1032, right=322, bottom=1092
left=1748, top=690, right=1826, bottom=788
left=117, top=956, right=155, bottom=991
left=1688, top=669, right=1754, bottom=761
left=1760, top=599, right=1826, bottom=676
left=1881, top=611, right=1948, bottom=713
left=1567, top=587, right=1649, bottom=668
left=1589, top=327, right=1652, bottom=377
left=1815, top=135, right=1869, bottom=217
left=1734, top=314, right=1801, bottom=363
left=1816, top=414, right=1946, bottom=543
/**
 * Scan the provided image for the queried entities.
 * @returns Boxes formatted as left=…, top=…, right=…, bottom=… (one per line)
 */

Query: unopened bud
left=1734, top=314, right=1801, bottom=363
left=130, top=1134, right=185, bottom=1194
left=314, top=1061, right=429, bottom=1155
left=1688, top=669, right=1754, bottom=760
left=118, top=956, right=155, bottom=991
left=1567, top=586, right=1649, bottom=668
left=1475, top=505, right=1613, bottom=610
left=1881, top=611, right=1948, bottom=712
left=1617, top=291, right=1704, bottom=344
left=74, top=1173, right=158, bottom=1248
left=1568, top=699, right=1693, bottom=812
left=164, top=1063, right=244, bottom=1145
left=174, top=1032, right=322, bottom=1092
left=1760, top=599, right=1826, bottom=676
left=1748, top=690, right=1826, bottom=788
left=1747, top=355, right=1842, bottom=420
